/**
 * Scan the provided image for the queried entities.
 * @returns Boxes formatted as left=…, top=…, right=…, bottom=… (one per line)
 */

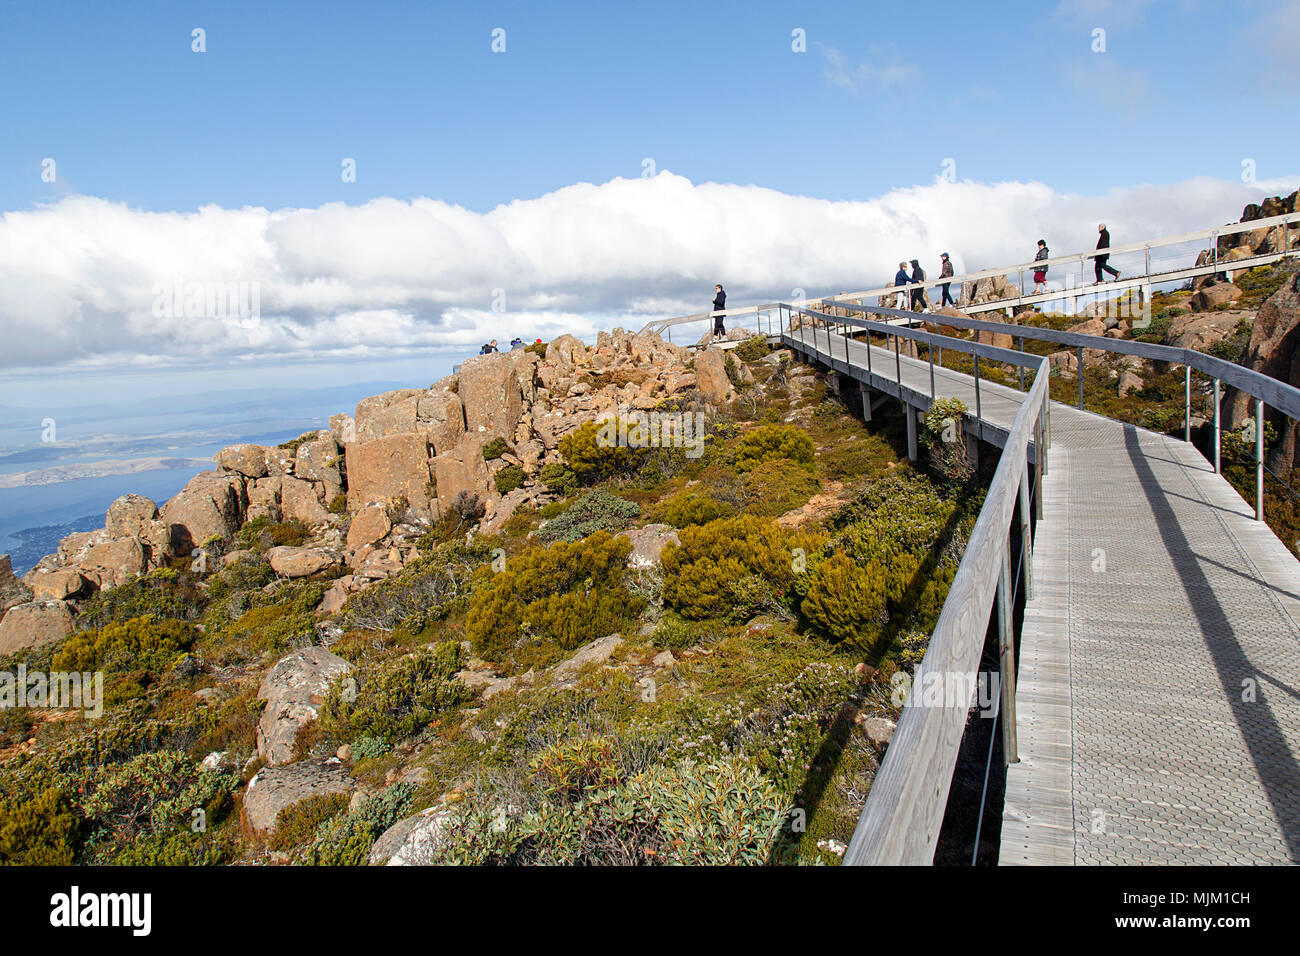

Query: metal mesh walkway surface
left=783, top=326, right=1300, bottom=865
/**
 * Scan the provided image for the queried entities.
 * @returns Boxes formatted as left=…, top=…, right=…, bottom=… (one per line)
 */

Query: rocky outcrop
left=433, top=433, right=492, bottom=516
left=552, top=634, right=624, bottom=685
left=346, top=432, right=435, bottom=516
left=256, top=647, right=354, bottom=765
left=1227, top=265, right=1300, bottom=472
left=459, top=355, right=525, bottom=442
left=1190, top=282, right=1242, bottom=312
left=618, top=524, right=679, bottom=569
left=694, top=347, right=735, bottom=405
left=0, top=600, right=74, bottom=655
left=242, top=758, right=356, bottom=837
left=369, top=806, right=455, bottom=865
left=266, top=546, right=341, bottom=578
left=1167, top=309, right=1250, bottom=352
left=0, top=555, right=33, bottom=616
left=160, top=471, right=247, bottom=553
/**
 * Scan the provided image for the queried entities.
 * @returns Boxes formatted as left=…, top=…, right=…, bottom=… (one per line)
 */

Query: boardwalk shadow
left=1123, top=424, right=1300, bottom=861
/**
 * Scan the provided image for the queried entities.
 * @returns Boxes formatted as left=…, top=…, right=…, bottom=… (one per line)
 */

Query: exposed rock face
left=346, top=504, right=392, bottom=551
left=963, top=274, right=1014, bottom=305
left=346, top=433, right=434, bottom=516
left=294, top=432, right=343, bottom=496
left=619, top=524, right=679, bottom=569
left=458, top=355, right=524, bottom=442
left=160, top=471, right=247, bottom=553
left=694, top=347, right=735, bottom=405
left=369, top=806, right=455, bottom=865
left=1167, top=309, right=1249, bottom=352
left=1190, top=282, right=1242, bottom=312
left=0, top=555, right=33, bottom=615
left=242, top=758, right=356, bottom=837
left=256, top=646, right=354, bottom=765
left=216, top=444, right=268, bottom=478
left=433, top=433, right=492, bottom=516
left=279, top=476, right=330, bottom=525
left=0, top=601, right=75, bottom=655
left=266, top=546, right=341, bottom=579
left=105, top=494, right=158, bottom=539
left=416, top=387, right=466, bottom=454
left=79, top=537, right=146, bottom=589
left=1228, top=266, right=1300, bottom=472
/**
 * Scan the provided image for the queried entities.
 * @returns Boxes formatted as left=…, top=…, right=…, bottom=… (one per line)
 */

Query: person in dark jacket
left=712, top=284, right=726, bottom=338
left=939, top=253, right=955, bottom=306
left=1032, top=240, right=1049, bottom=294
left=909, top=259, right=928, bottom=311
left=1094, top=223, right=1120, bottom=283
left=479, top=339, right=499, bottom=355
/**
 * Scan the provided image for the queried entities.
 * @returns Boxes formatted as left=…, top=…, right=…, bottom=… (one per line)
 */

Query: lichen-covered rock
left=345, top=432, right=435, bottom=516
left=266, top=546, right=341, bottom=579
left=618, top=524, right=679, bottom=569
left=694, top=346, right=736, bottom=405
left=369, top=806, right=455, bottom=865
left=242, top=758, right=356, bottom=837
left=105, top=494, right=159, bottom=539
left=159, top=471, right=247, bottom=552
left=216, top=444, right=269, bottom=478
left=433, top=433, right=492, bottom=515
left=255, top=647, right=354, bottom=765
left=346, top=504, right=392, bottom=551
left=458, top=354, right=524, bottom=442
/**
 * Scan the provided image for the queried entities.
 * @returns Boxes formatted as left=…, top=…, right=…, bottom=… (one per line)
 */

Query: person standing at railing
left=939, top=252, right=955, bottom=306
left=1094, top=223, right=1121, bottom=283
left=909, top=259, right=928, bottom=311
left=712, top=284, right=726, bottom=339
left=1032, top=239, right=1050, bottom=294
left=893, top=262, right=910, bottom=309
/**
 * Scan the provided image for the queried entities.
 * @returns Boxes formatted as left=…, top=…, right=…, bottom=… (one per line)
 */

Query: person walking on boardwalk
left=1094, top=223, right=1121, bottom=283
left=1032, top=239, right=1050, bottom=294
left=893, top=261, right=911, bottom=309
left=909, top=259, right=928, bottom=311
left=712, top=284, right=726, bottom=339
left=938, top=252, right=955, bottom=307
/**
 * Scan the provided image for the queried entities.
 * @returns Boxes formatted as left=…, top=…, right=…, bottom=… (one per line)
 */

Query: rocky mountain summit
left=1, top=327, right=741, bottom=652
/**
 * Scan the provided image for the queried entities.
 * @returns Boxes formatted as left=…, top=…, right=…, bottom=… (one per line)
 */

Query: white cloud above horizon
left=2, top=170, right=1297, bottom=372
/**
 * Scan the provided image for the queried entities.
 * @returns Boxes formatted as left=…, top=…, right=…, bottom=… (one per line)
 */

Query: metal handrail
left=820, top=211, right=1300, bottom=307
left=637, top=211, right=1300, bottom=337
left=781, top=302, right=1048, bottom=865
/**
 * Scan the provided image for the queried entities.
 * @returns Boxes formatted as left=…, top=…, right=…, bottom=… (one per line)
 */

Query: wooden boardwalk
left=783, top=326, right=1300, bottom=865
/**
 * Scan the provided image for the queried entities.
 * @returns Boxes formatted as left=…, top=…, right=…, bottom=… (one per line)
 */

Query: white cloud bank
left=2, top=170, right=1296, bottom=371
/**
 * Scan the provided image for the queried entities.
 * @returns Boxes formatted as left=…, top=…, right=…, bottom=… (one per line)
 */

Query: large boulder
left=353, top=389, right=425, bottom=444
left=458, top=355, right=524, bottom=443
left=279, top=476, right=330, bottom=525
left=369, top=806, right=455, bottom=865
left=0, top=601, right=75, bottom=656
left=1228, top=267, right=1300, bottom=472
left=159, top=471, right=247, bottom=553
left=545, top=334, right=588, bottom=369
left=294, top=432, right=343, bottom=496
left=266, top=546, right=341, bottom=579
left=216, top=444, right=269, bottom=478
left=694, top=347, right=736, bottom=405
left=432, top=433, right=493, bottom=515
left=1190, top=282, right=1243, bottom=312
left=416, top=387, right=466, bottom=454
left=1167, top=309, right=1250, bottom=352
left=346, top=504, right=392, bottom=551
left=618, top=524, right=680, bottom=569
left=552, top=634, right=624, bottom=684
left=79, top=537, right=146, bottom=589
left=105, top=494, right=158, bottom=539
left=0, top=555, right=32, bottom=616
left=345, top=433, right=434, bottom=516
left=256, top=647, right=354, bottom=765
left=242, top=758, right=356, bottom=838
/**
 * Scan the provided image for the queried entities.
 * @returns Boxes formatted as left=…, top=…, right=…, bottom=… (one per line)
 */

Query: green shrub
left=742, top=459, right=821, bottom=517
left=0, top=788, right=81, bottom=865
left=340, top=539, right=493, bottom=633
left=53, top=616, right=198, bottom=675
left=320, top=642, right=470, bottom=743
left=350, top=735, right=392, bottom=760
left=798, top=554, right=889, bottom=650
left=327, top=493, right=348, bottom=514
left=661, top=515, right=815, bottom=621
left=76, top=570, right=202, bottom=630
left=270, top=792, right=351, bottom=851
left=495, top=464, right=525, bottom=494
left=300, top=784, right=414, bottom=865
left=466, top=531, right=644, bottom=661
left=437, top=757, right=788, bottom=865
left=236, top=516, right=310, bottom=552
left=539, top=462, right=578, bottom=497
left=733, top=424, right=815, bottom=473
left=559, top=419, right=649, bottom=485
left=921, top=397, right=973, bottom=482
left=482, top=437, right=511, bottom=460
left=732, top=335, right=771, bottom=363
left=537, top=489, right=640, bottom=542
left=654, top=491, right=732, bottom=528
left=525, top=341, right=548, bottom=358
left=112, top=828, right=235, bottom=866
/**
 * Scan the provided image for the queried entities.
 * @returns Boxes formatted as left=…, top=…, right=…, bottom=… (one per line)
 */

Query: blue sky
left=3, top=0, right=1296, bottom=214
left=0, top=0, right=1297, bottom=379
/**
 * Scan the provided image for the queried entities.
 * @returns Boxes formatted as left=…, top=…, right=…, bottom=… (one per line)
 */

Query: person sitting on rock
left=480, top=339, right=499, bottom=355
left=712, top=284, right=726, bottom=339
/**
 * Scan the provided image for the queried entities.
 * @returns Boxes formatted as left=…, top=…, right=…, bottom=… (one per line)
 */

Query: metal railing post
left=1077, top=346, right=1085, bottom=410
left=929, top=342, right=936, bottom=399
left=894, top=332, right=902, bottom=391
left=1018, top=336, right=1025, bottom=391
left=974, top=352, right=983, bottom=440
left=1184, top=365, right=1192, bottom=443
left=997, top=539, right=1018, bottom=765
left=1213, top=378, right=1221, bottom=474
left=1019, top=462, right=1034, bottom=601
left=1256, top=396, right=1265, bottom=521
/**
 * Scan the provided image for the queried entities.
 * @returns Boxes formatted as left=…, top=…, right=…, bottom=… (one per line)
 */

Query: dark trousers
left=1095, top=256, right=1119, bottom=282
left=713, top=316, right=725, bottom=335
left=940, top=283, right=954, bottom=306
